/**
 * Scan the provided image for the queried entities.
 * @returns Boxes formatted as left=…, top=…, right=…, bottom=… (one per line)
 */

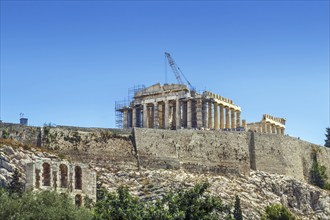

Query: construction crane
left=165, top=52, right=195, bottom=91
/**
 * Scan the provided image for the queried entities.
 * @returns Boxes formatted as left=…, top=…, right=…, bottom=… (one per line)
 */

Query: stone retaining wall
left=1, top=123, right=330, bottom=181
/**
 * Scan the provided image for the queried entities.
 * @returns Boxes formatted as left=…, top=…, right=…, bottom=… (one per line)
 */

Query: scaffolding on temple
left=115, top=85, right=145, bottom=128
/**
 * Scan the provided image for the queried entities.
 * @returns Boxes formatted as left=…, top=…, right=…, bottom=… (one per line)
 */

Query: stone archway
left=59, top=164, right=68, bottom=188
left=75, top=166, right=82, bottom=190
left=42, top=162, right=51, bottom=186
left=75, top=194, right=82, bottom=207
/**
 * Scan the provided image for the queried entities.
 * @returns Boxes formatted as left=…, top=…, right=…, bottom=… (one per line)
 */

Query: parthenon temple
left=116, top=83, right=286, bottom=134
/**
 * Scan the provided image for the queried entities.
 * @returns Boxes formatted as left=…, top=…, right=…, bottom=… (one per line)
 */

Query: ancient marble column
left=208, top=101, right=213, bottom=129
left=214, top=102, right=219, bottom=129
left=143, top=103, right=148, bottom=128
left=153, top=102, right=159, bottom=129
left=132, top=107, right=136, bottom=127
left=276, top=126, right=281, bottom=135
left=187, top=100, right=192, bottom=129
left=266, top=123, right=271, bottom=133
left=175, top=99, right=181, bottom=129
left=182, top=101, right=187, bottom=128
left=164, top=100, right=169, bottom=129
left=225, top=107, right=230, bottom=129
left=196, top=98, right=203, bottom=129
left=202, top=100, right=208, bottom=128
left=236, top=111, right=241, bottom=128
left=271, top=124, right=276, bottom=134
left=231, top=109, right=236, bottom=130
left=262, top=121, right=267, bottom=133
left=220, top=104, right=224, bottom=130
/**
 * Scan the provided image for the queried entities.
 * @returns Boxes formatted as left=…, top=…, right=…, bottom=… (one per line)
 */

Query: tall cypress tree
left=325, top=127, right=330, bottom=148
left=234, top=195, right=243, bottom=220
left=8, top=169, right=24, bottom=195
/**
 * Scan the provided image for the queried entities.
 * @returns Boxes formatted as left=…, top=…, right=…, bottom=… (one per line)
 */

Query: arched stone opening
left=75, top=194, right=82, bottom=207
left=75, top=166, right=82, bottom=190
left=59, top=164, right=68, bottom=188
left=42, top=162, right=51, bottom=186
left=35, top=168, right=40, bottom=188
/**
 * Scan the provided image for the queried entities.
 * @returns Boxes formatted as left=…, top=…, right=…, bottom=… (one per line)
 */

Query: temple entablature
left=134, top=83, right=189, bottom=100
left=203, top=91, right=241, bottom=112
left=263, top=114, right=286, bottom=126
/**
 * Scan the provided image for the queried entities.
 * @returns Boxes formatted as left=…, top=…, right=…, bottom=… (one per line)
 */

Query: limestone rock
left=1, top=145, right=15, bottom=156
left=0, top=159, right=15, bottom=172
left=0, top=173, right=7, bottom=187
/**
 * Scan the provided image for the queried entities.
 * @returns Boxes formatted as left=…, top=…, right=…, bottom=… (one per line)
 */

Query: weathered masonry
left=25, top=160, right=96, bottom=206
left=116, top=83, right=286, bottom=134
left=116, top=83, right=245, bottom=131
left=247, top=114, right=286, bottom=134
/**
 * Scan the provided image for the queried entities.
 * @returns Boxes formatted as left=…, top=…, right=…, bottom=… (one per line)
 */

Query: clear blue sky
left=1, top=1, right=329, bottom=145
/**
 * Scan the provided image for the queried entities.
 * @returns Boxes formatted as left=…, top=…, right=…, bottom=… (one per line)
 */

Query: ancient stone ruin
left=25, top=160, right=96, bottom=205
left=247, top=114, right=286, bottom=134
left=116, top=83, right=286, bottom=134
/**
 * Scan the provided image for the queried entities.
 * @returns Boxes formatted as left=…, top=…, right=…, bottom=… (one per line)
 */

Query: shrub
left=0, top=190, right=92, bottom=220
left=1, top=129, right=9, bottom=139
left=93, top=183, right=233, bottom=220
left=262, top=204, right=296, bottom=220
left=310, top=149, right=329, bottom=190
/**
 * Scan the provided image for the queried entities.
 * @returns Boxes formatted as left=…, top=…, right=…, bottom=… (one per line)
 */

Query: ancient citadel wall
left=0, top=124, right=137, bottom=169
left=1, top=123, right=330, bottom=182
left=251, top=133, right=330, bottom=181
left=0, top=123, right=41, bottom=146
left=133, top=128, right=251, bottom=176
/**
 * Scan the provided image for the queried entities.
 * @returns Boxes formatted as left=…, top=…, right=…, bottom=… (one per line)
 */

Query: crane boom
left=165, top=52, right=195, bottom=91
left=165, top=52, right=184, bottom=85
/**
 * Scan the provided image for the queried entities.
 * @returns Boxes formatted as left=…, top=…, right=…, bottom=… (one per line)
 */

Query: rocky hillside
left=1, top=138, right=329, bottom=219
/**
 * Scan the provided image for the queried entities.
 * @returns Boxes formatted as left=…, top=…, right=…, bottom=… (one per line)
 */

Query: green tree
left=93, top=185, right=146, bottom=220
left=8, top=169, right=24, bottom=195
left=261, top=204, right=295, bottom=220
left=161, top=182, right=231, bottom=220
left=93, top=183, right=232, bottom=220
left=325, top=127, right=330, bottom=148
left=233, top=195, right=243, bottom=220
left=310, top=151, right=329, bottom=189
left=0, top=190, right=92, bottom=220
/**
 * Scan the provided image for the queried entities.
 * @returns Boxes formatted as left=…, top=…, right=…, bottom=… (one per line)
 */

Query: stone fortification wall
left=0, top=123, right=136, bottom=169
left=251, top=133, right=330, bottom=181
left=1, top=123, right=330, bottom=182
left=0, top=123, right=41, bottom=146
left=40, top=126, right=135, bottom=166
left=134, top=128, right=330, bottom=180
left=133, top=128, right=250, bottom=176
